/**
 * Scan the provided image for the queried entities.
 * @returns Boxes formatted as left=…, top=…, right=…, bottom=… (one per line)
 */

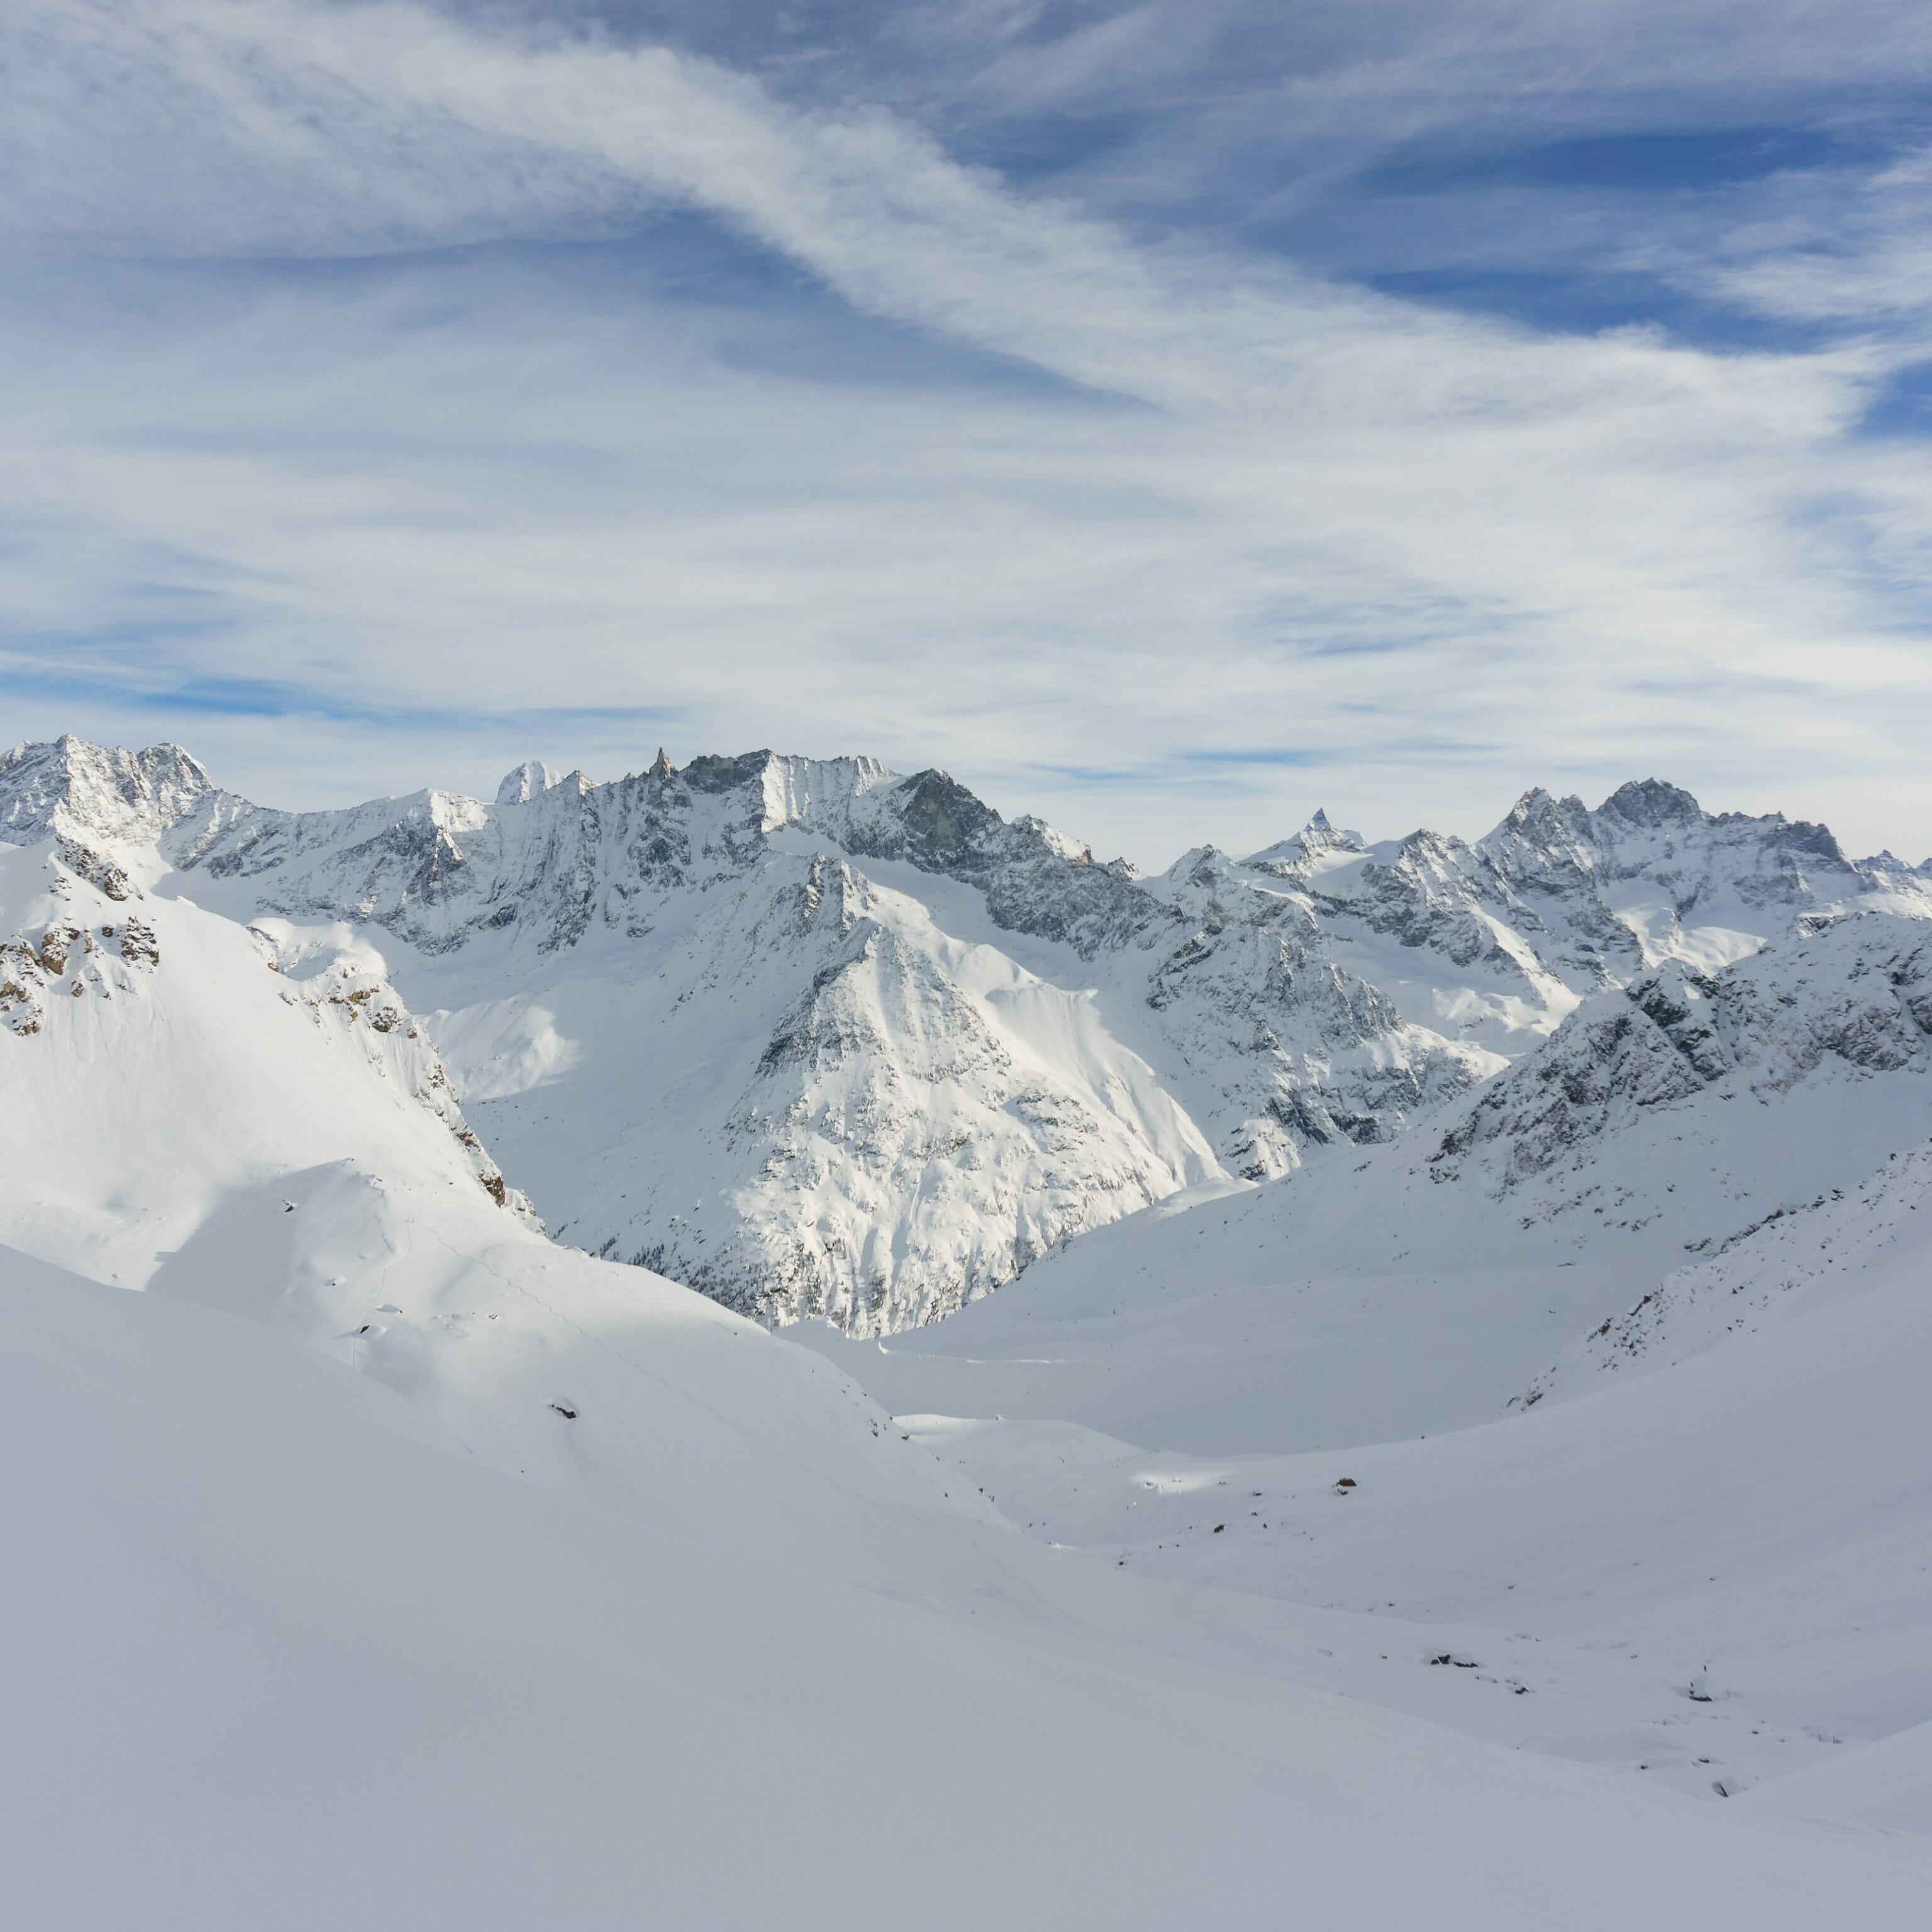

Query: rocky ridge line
left=5, top=735, right=1926, bottom=1331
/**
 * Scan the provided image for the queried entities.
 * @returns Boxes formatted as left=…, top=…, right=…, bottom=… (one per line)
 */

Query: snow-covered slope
left=788, top=905, right=1932, bottom=1810
left=14, top=1248, right=1932, bottom=1928
left=870, top=1142, right=1932, bottom=1805
left=0, top=824, right=994, bottom=1583
left=0, top=836, right=536, bottom=1282
left=801, top=909, right=1932, bottom=1443
left=8, top=733, right=1918, bottom=1333
left=1517, top=1134, right=1932, bottom=1409
left=9, top=728, right=1932, bottom=1911
left=793, top=905, right=1932, bottom=1784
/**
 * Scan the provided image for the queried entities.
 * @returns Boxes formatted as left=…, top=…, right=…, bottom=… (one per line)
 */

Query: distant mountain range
left=6, top=732, right=1928, bottom=1332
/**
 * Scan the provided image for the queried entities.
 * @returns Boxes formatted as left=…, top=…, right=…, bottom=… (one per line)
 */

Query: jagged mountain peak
left=0, top=735, right=215, bottom=847
left=1430, top=908, right=1932, bottom=1200
left=1384, top=821, right=1474, bottom=867
left=1162, top=842, right=1236, bottom=885
left=1596, top=776, right=1706, bottom=828
left=1480, top=776, right=1868, bottom=916
left=1245, top=808, right=1368, bottom=871
left=1859, top=848, right=1932, bottom=879
left=1587, top=776, right=1850, bottom=869
left=887, top=765, right=1002, bottom=863
left=1301, top=806, right=1368, bottom=852
left=156, top=740, right=1147, bottom=968
left=1490, top=784, right=1592, bottom=839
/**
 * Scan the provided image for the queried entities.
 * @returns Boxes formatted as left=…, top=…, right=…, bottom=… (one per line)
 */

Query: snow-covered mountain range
left=9, top=728, right=1932, bottom=1918
left=4, top=733, right=1923, bottom=1333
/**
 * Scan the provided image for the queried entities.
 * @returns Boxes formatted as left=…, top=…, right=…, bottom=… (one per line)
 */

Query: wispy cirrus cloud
left=2, top=0, right=1931, bottom=862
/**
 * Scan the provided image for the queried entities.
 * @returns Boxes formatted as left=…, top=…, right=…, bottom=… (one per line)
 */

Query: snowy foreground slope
left=13, top=1255, right=1931, bottom=1930
left=6, top=733, right=1922, bottom=1332
left=8, top=757, right=1929, bottom=1922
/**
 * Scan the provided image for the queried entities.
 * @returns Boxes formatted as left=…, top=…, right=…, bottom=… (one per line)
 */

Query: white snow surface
left=11, top=1245, right=1929, bottom=1928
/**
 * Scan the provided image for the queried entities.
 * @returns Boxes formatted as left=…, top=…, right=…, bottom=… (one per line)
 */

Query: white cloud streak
left=3, top=0, right=1932, bottom=862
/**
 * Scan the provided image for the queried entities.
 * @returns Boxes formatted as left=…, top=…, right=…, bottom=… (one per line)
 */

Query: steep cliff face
left=7, top=735, right=1925, bottom=1331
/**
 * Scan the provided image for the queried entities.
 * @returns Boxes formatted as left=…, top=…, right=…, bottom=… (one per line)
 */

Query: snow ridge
left=1516, top=1135, right=1932, bottom=1409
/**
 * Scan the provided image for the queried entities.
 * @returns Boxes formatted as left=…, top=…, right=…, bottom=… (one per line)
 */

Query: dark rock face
left=1433, top=999, right=1711, bottom=1190
left=897, top=769, right=1001, bottom=869
left=1341, top=830, right=1514, bottom=969
left=1597, top=779, right=1706, bottom=830
left=56, top=840, right=132, bottom=902
left=682, top=750, right=772, bottom=796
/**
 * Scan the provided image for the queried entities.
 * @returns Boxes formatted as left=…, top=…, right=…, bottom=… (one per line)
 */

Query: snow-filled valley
left=4, top=732, right=1931, bottom=1925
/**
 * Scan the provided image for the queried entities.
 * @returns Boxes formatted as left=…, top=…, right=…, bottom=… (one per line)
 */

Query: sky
left=4, top=0, right=1932, bottom=867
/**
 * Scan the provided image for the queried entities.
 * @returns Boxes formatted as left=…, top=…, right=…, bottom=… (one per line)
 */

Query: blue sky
left=4, top=0, right=1932, bottom=863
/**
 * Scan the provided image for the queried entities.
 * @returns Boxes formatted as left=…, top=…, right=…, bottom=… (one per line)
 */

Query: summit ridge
left=4, top=733, right=1926, bottom=1332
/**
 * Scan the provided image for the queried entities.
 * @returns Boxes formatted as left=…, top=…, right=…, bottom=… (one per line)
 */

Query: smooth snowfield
left=883, top=1218, right=1932, bottom=1795
left=1742, top=1720, right=1932, bottom=1836
left=7, top=1249, right=1930, bottom=1932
